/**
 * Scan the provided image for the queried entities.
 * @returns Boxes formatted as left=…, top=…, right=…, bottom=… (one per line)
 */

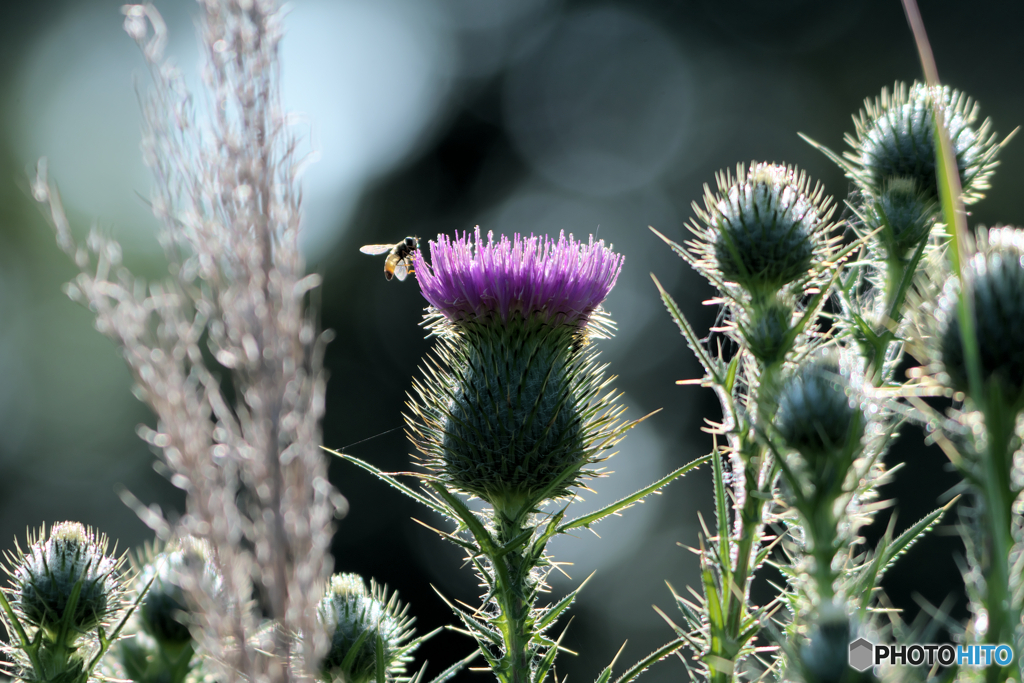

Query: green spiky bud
left=9, top=522, right=124, bottom=641
left=846, top=82, right=1001, bottom=204
left=776, top=362, right=863, bottom=469
left=317, top=574, right=415, bottom=683
left=137, top=537, right=219, bottom=648
left=939, top=228, right=1024, bottom=407
left=690, top=162, right=833, bottom=301
left=740, top=300, right=793, bottom=366
left=796, top=606, right=870, bottom=683
left=409, top=230, right=628, bottom=520
left=866, top=177, right=938, bottom=261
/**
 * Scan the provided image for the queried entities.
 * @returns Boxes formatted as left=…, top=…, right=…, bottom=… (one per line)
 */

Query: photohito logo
left=848, top=638, right=1014, bottom=672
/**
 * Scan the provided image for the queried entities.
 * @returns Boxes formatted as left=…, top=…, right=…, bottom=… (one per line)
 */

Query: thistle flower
left=414, top=227, right=622, bottom=328
left=136, top=538, right=220, bottom=648
left=317, top=574, right=415, bottom=683
left=407, top=228, right=626, bottom=519
left=938, top=227, right=1024, bottom=407
left=844, top=82, right=1002, bottom=204
left=6, top=522, right=124, bottom=642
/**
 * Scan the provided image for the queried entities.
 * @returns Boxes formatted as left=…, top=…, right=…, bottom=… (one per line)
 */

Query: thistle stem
left=979, top=398, right=1017, bottom=683
left=493, top=515, right=535, bottom=683
left=711, top=437, right=772, bottom=683
left=807, top=496, right=838, bottom=604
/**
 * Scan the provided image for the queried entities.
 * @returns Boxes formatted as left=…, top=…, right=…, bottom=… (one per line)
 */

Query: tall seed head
left=7, top=522, right=124, bottom=642
left=845, top=82, right=1001, bottom=204
left=317, top=574, right=415, bottom=683
left=408, top=228, right=626, bottom=519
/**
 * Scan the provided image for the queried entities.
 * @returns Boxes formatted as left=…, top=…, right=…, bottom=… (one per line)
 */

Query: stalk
left=493, top=515, right=535, bottom=683
left=979, top=397, right=1017, bottom=683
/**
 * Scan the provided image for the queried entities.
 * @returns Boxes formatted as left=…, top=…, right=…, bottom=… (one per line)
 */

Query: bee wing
left=360, top=244, right=394, bottom=255
left=392, top=259, right=410, bottom=281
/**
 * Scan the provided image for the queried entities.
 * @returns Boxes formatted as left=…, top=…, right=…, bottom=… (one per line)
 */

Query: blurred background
left=1, top=0, right=1022, bottom=680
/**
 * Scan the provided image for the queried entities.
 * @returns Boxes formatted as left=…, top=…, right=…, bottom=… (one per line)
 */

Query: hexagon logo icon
left=849, top=637, right=874, bottom=672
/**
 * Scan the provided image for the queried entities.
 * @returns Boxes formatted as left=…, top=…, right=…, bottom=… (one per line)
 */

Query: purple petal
left=414, top=227, right=624, bottom=326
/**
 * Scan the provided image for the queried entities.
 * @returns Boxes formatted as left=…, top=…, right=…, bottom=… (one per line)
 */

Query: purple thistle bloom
left=414, top=227, right=624, bottom=326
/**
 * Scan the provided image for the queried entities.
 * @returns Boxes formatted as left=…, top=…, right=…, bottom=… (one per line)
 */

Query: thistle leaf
left=613, top=638, right=688, bottom=683
left=651, top=274, right=720, bottom=381
left=326, top=448, right=451, bottom=518
left=558, top=455, right=709, bottom=533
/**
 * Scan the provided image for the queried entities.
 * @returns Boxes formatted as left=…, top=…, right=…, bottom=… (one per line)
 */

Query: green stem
left=980, top=397, right=1018, bottom=683
left=706, top=363, right=784, bottom=682
left=807, top=494, right=838, bottom=605
left=493, top=515, right=535, bottom=683
left=709, top=436, right=772, bottom=683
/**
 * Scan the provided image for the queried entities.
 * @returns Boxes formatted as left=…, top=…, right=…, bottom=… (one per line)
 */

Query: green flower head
left=865, top=177, right=938, bottom=262
left=7, top=522, right=125, bottom=642
left=135, top=537, right=220, bottom=648
left=776, top=361, right=864, bottom=469
left=739, top=300, right=794, bottom=367
left=689, top=162, right=834, bottom=301
left=939, top=227, right=1024, bottom=408
left=844, top=82, right=1002, bottom=204
left=317, top=574, right=415, bottom=683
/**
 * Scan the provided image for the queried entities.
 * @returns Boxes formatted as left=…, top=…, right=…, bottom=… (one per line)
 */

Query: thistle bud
left=846, top=82, right=1001, bottom=204
left=740, top=300, right=793, bottom=366
left=776, top=361, right=863, bottom=472
left=408, top=228, right=626, bottom=519
left=796, top=605, right=872, bottom=683
left=690, top=163, right=833, bottom=302
left=136, top=537, right=219, bottom=648
left=866, top=177, right=937, bottom=261
left=939, top=228, right=1024, bottom=407
left=9, top=522, right=124, bottom=642
left=317, top=574, right=415, bottom=683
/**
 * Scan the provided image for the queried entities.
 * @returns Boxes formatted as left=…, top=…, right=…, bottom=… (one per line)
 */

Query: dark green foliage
left=407, top=313, right=622, bottom=517
left=940, top=230, right=1024, bottom=406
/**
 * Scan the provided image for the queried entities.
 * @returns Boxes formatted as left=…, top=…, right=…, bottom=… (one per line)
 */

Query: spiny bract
left=8, top=522, right=124, bottom=640
left=317, top=574, right=415, bottom=683
left=688, top=162, right=834, bottom=301
left=939, top=227, right=1024, bottom=407
left=844, top=82, right=1002, bottom=204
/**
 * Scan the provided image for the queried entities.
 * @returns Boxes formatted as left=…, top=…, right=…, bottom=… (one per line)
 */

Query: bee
left=359, top=236, right=419, bottom=281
